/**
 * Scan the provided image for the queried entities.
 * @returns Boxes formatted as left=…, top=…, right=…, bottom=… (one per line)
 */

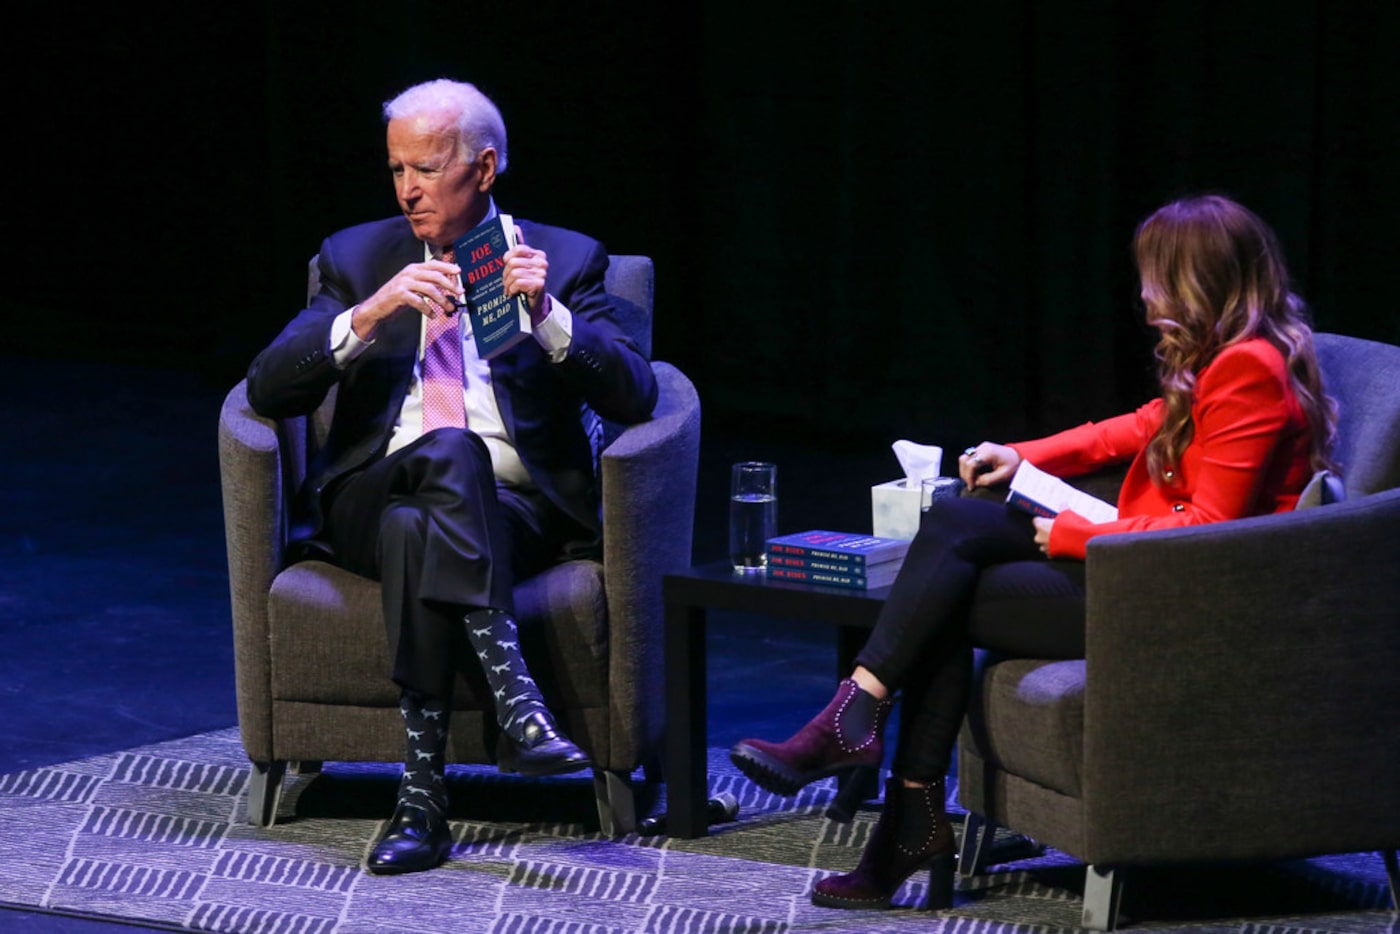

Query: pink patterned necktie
left=420, top=248, right=466, bottom=431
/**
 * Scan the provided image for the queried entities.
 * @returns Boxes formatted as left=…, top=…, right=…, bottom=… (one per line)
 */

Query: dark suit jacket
left=246, top=215, right=658, bottom=552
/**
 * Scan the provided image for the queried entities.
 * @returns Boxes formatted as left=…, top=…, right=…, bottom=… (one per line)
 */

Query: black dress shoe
left=365, top=803, right=452, bottom=875
left=497, top=711, right=592, bottom=776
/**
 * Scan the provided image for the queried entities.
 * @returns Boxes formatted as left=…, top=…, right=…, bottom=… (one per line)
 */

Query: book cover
left=451, top=213, right=532, bottom=359
left=765, top=530, right=910, bottom=567
left=1006, top=461, right=1118, bottom=524
left=767, top=561, right=901, bottom=590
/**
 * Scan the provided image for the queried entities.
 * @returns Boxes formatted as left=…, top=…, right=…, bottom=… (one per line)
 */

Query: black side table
left=663, top=560, right=891, bottom=838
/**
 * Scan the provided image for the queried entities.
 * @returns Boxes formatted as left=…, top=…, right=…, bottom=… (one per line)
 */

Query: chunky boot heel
left=824, top=766, right=880, bottom=823
left=925, top=851, right=955, bottom=910
left=811, top=777, right=956, bottom=910
left=729, top=679, right=893, bottom=797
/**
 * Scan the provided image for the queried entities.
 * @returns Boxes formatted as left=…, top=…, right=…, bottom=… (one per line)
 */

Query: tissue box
left=872, top=479, right=922, bottom=540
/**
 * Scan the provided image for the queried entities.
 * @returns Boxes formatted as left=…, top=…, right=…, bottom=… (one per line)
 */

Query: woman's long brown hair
left=1133, top=195, right=1336, bottom=484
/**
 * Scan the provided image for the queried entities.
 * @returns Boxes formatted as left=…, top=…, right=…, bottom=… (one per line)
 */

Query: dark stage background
left=9, top=2, right=1399, bottom=448
left=2, top=8, right=1398, bottom=927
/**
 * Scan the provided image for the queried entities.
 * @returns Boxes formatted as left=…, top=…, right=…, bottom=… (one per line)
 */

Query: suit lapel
left=376, top=231, right=431, bottom=418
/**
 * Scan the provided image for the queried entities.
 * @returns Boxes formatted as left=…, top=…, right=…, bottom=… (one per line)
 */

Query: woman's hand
left=1032, top=516, right=1054, bottom=555
left=958, top=442, right=1021, bottom=490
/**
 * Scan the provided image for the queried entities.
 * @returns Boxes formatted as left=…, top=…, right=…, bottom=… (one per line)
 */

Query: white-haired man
left=247, top=79, right=657, bottom=874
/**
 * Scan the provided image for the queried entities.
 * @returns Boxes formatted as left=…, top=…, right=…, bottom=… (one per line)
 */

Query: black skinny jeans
left=855, top=496, right=1088, bottom=781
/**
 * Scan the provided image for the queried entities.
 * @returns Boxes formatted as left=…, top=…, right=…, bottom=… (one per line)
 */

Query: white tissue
left=892, top=440, right=943, bottom=486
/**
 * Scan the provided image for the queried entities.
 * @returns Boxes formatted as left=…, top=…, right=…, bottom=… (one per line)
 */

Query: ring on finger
left=963, top=446, right=978, bottom=458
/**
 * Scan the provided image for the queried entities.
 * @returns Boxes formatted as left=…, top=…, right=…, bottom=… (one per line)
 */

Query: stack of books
left=764, top=530, right=911, bottom=590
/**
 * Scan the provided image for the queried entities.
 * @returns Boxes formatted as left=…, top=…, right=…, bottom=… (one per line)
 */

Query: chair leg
left=957, top=811, right=994, bottom=878
left=593, top=769, right=638, bottom=836
left=246, top=760, right=287, bottom=828
left=1383, top=848, right=1399, bottom=911
left=1082, top=864, right=1124, bottom=931
left=290, top=760, right=322, bottom=776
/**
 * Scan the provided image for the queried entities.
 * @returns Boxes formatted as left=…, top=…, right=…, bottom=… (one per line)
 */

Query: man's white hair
left=383, top=79, right=509, bottom=174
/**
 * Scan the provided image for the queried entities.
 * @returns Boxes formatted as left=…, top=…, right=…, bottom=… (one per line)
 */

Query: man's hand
left=351, top=258, right=463, bottom=340
left=505, top=226, right=551, bottom=325
left=958, top=442, right=1021, bottom=490
left=1032, top=516, right=1054, bottom=555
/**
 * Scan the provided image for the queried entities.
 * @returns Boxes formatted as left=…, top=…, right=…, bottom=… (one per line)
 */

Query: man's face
left=386, top=111, right=495, bottom=247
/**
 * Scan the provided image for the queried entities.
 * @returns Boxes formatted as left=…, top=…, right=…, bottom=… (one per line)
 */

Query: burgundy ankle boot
left=729, top=678, right=893, bottom=796
left=811, top=777, right=956, bottom=910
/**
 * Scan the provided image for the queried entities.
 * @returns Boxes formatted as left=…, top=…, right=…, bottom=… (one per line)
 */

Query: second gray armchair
left=955, top=332, right=1400, bottom=929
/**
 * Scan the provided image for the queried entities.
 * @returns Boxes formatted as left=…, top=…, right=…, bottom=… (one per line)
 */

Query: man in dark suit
left=246, top=79, right=657, bottom=875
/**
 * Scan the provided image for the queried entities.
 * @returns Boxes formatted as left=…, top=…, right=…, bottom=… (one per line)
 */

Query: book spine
left=1006, top=490, right=1058, bottom=519
left=766, top=566, right=872, bottom=589
left=767, top=543, right=869, bottom=566
left=767, top=554, right=879, bottom=575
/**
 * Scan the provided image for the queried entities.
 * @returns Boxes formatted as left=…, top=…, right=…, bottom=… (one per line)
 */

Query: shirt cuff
left=532, top=295, right=573, bottom=363
left=330, top=306, right=374, bottom=368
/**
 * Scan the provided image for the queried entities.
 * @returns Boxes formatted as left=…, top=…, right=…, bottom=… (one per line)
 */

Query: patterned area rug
left=0, top=728, right=1394, bottom=933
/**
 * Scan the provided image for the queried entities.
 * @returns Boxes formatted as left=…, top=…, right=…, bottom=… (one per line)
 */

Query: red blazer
left=1011, top=338, right=1313, bottom=560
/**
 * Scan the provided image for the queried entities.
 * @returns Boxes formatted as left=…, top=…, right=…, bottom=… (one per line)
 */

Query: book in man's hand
left=766, top=530, right=911, bottom=568
left=451, top=213, right=532, bottom=359
left=1006, top=460, right=1118, bottom=524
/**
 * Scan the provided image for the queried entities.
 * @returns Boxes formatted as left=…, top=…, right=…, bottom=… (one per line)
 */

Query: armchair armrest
left=218, top=379, right=290, bottom=761
left=1080, top=488, right=1400, bottom=863
left=599, top=361, right=702, bottom=763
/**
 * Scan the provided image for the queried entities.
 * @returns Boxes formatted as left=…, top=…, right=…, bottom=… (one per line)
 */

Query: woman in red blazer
left=730, top=194, right=1338, bottom=910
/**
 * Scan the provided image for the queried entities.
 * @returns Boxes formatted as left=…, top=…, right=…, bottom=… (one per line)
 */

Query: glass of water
left=921, top=476, right=964, bottom=511
left=730, top=461, right=777, bottom=572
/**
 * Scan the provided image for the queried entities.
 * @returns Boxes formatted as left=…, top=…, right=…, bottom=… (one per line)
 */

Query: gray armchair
left=955, top=333, right=1400, bottom=929
left=218, top=255, right=700, bottom=834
